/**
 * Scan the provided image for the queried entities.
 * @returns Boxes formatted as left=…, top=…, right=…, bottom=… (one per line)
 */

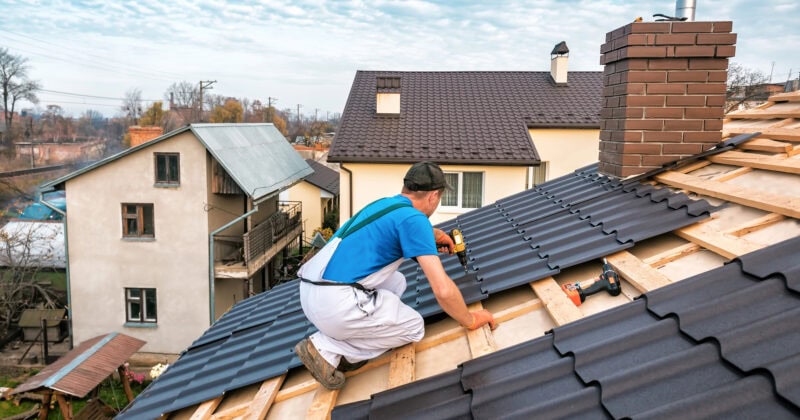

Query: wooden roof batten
left=170, top=91, right=800, bottom=419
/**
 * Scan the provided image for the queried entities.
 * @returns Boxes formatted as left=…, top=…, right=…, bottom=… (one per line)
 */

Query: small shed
left=19, top=308, right=65, bottom=341
left=10, top=332, right=146, bottom=419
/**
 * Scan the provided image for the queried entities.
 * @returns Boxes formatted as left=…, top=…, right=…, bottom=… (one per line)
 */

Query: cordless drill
left=561, top=258, right=621, bottom=306
left=450, top=229, right=469, bottom=274
left=437, top=228, right=469, bottom=273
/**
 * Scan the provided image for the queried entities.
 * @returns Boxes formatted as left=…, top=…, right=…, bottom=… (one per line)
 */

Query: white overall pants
left=299, top=258, right=425, bottom=367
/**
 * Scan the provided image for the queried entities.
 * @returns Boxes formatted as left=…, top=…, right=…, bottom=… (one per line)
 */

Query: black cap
left=403, top=161, right=452, bottom=191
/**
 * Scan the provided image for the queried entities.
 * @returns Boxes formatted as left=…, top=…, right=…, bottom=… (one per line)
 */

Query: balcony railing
left=214, top=201, right=302, bottom=278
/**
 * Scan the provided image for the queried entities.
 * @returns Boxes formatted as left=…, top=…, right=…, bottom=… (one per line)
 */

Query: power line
left=39, top=88, right=161, bottom=102
left=0, top=28, right=186, bottom=80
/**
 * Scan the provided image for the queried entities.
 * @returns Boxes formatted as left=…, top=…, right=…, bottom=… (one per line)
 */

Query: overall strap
left=337, top=201, right=411, bottom=240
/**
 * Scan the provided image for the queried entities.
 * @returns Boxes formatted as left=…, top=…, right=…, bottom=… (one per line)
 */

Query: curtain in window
left=462, top=172, right=483, bottom=208
left=442, top=173, right=458, bottom=206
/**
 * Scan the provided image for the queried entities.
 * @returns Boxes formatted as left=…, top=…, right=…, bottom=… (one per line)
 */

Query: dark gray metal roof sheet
left=119, top=165, right=715, bottom=419
left=303, top=159, right=340, bottom=195
left=332, top=235, right=800, bottom=419
left=328, top=71, right=602, bottom=165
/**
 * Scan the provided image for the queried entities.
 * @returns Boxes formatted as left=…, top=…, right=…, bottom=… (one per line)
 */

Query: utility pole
left=268, top=97, right=277, bottom=122
left=199, top=80, right=217, bottom=122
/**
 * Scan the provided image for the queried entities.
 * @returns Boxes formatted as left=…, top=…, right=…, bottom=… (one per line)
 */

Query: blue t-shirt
left=323, top=195, right=436, bottom=283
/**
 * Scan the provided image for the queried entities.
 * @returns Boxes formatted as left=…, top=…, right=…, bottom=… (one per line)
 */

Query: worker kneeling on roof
left=295, top=161, right=496, bottom=390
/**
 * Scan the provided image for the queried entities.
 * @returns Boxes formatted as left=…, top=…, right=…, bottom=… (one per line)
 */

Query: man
left=295, top=161, right=496, bottom=390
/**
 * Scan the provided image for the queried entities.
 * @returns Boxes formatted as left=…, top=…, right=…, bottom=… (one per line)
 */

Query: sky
left=1, top=0, right=799, bottom=119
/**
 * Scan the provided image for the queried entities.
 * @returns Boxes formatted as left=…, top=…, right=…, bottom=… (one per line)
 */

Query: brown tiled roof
left=304, top=159, right=339, bottom=195
left=328, top=71, right=602, bottom=165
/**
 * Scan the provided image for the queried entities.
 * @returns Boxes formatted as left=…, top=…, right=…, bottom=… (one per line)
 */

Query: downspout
left=340, top=163, right=353, bottom=218
left=209, top=206, right=258, bottom=325
left=39, top=190, right=72, bottom=349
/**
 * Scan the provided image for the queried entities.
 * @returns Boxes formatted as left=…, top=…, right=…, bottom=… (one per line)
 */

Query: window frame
left=439, top=171, right=485, bottom=211
left=125, top=287, right=157, bottom=323
left=121, top=203, right=155, bottom=238
left=154, top=152, right=180, bottom=186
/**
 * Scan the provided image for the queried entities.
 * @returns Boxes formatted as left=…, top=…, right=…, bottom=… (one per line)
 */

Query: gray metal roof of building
left=328, top=71, right=602, bottom=165
left=333, top=235, right=800, bottom=419
left=41, top=124, right=312, bottom=202
left=118, top=164, right=713, bottom=419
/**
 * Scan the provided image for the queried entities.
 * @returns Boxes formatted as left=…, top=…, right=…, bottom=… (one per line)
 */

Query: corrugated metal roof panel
left=11, top=333, right=144, bottom=398
left=190, top=124, right=313, bottom=202
left=333, top=235, right=800, bottom=418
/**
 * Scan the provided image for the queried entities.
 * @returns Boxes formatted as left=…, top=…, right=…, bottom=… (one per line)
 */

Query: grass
left=0, top=370, right=149, bottom=418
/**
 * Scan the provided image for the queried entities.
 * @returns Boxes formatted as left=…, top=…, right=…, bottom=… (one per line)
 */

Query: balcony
left=214, top=202, right=302, bottom=279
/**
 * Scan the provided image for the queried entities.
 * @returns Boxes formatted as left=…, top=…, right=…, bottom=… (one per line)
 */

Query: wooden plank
left=655, top=171, right=800, bottom=219
left=724, top=213, right=784, bottom=237
left=710, top=166, right=752, bottom=182
left=739, top=138, right=793, bottom=154
left=707, top=150, right=800, bottom=174
left=274, top=354, right=394, bottom=403
left=242, top=375, right=285, bottom=420
left=644, top=242, right=702, bottom=267
left=676, top=160, right=711, bottom=174
left=387, top=344, right=416, bottom=388
left=674, top=222, right=765, bottom=259
left=768, top=92, right=800, bottom=102
left=306, top=387, right=339, bottom=420
left=530, top=277, right=582, bottom=326
left=465, top=302, right=497, bottom=358
left=606, top=251, right=672, bottom=293
left=191, top=396, right=223, bottom=420
left=722, top=128, right=800, bottom=142
left=210, top=405, right=247, bottom=420
left=494, top=298, right=543, bottom=323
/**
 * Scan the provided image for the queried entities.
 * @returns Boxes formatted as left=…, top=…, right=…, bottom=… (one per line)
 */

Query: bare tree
left=0, top=221, right=64, bottom=336
left=0, top=48, right=40, bottom=147
left=122, top=88, right=143, bottom=125
left=726, top=63, right=770, bottom=113
left=164, top=81, right=200, bottom=123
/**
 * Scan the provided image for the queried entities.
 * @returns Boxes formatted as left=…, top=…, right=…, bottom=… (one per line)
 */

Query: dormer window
left=376, top=77, right=401, bottom=115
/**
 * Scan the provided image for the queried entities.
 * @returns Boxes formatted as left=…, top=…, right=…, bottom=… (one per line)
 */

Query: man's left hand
left=433, top=228, right=455, bottom=254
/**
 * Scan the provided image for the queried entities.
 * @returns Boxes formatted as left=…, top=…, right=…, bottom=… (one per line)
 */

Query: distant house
left=40, top=123, right=312, bottom=355
left=14, top=138, right=106, bottom=165
left=280, top=159, right=339, bottom=242
left=328, top=42, right=602, bottom=224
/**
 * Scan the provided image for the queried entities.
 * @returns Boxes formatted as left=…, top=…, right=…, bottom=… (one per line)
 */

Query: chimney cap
left=551, top=41, right=569, bottom=55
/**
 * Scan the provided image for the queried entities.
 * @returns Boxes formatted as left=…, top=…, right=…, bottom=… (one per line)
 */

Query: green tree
left=209, top=98, right=243, bottom=123
left=0, top=48, right=40, bottom=147
left=139, top=101, right=165, bottom=126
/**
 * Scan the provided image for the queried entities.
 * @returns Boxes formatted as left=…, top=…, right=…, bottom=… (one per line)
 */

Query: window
left=441, top=172, right=483, bottom=209
left=126, top=288, right=157, bottom=323
left=122, top=203, right=155, bottom=238
left=155, top=153, right=180, bottom=185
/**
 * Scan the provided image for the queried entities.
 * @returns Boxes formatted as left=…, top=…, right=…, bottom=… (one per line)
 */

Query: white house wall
left=339, top=163, right=528, bottom=226
left=529, top=129, right=600, bottom=181
left=67, top=131, right=211, bottom=354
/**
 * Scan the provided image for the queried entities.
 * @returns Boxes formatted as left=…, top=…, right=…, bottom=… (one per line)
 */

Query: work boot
left=294, top=339, right=345, bottom=390
left=337, top=357, right=368, bottom=372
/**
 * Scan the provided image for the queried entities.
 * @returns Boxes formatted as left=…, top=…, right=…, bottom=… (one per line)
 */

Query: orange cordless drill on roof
left=561, top=258, right=621, bottom=306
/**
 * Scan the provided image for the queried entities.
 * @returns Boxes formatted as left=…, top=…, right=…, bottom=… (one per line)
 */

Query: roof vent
left=550, top=41, right=569, bottom=86
left=376, top=77, right=401, bottom=116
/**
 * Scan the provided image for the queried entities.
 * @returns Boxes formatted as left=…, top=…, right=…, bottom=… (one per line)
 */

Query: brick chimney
left=129, top=126, right=164, bottom=147
left=598, top=21, right=736, bottom=178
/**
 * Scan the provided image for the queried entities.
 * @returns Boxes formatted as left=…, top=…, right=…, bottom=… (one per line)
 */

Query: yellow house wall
left=66, top=131, right=212, bottom=354
left=339, top=163, right=528, bottom=226
left=285, top=181, right=323, bottom=242
left=529, top=128, right=600, bottom=181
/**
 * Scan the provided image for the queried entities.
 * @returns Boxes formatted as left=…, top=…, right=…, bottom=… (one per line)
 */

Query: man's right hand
left=466, top=309, right=497, bottom=330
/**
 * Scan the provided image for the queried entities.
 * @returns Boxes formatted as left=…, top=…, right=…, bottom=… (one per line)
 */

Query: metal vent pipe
left=676, top=0, right=696, bottom=21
